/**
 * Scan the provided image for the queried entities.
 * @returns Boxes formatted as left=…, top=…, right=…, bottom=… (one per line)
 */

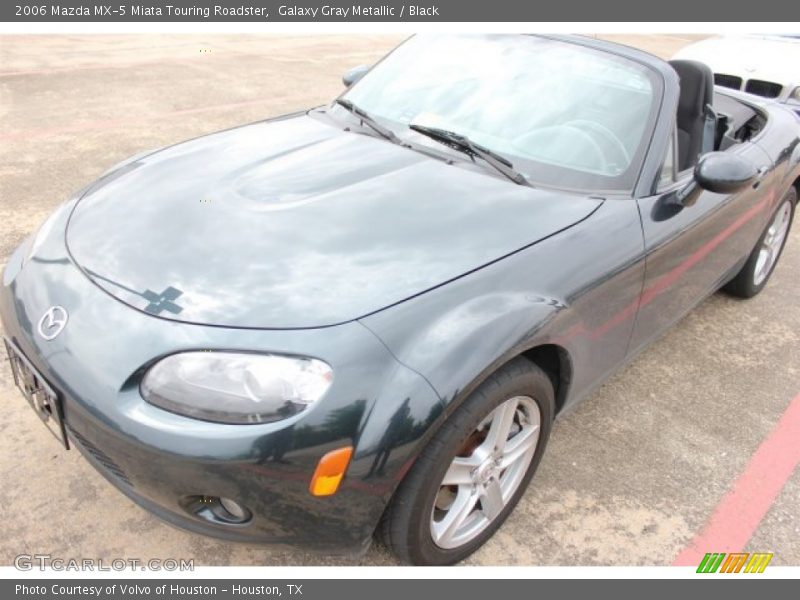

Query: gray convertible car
left=2, top=34, right=799, bottom=565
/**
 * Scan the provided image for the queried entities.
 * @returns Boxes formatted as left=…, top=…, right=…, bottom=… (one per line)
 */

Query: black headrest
left=669, top=59, right=714, bottom=119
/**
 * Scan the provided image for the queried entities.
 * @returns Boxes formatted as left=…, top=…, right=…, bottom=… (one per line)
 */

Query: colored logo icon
left=697, top=552, right=773, bottom=573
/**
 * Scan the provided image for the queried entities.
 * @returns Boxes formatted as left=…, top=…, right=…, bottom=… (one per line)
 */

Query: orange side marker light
left=309, top=446, right=353, bottom=497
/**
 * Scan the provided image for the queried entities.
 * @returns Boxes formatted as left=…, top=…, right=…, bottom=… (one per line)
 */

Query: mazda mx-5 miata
left=2, top=35, right=799, bottom=565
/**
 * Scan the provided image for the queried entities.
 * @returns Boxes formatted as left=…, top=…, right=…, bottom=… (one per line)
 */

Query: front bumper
left=0, top=221, right=443, bottom=552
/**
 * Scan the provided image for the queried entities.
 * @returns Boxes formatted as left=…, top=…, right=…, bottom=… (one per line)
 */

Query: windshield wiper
left=335, top=98, right=402, bottom=145
left=409, top=124, right=531, bottom=187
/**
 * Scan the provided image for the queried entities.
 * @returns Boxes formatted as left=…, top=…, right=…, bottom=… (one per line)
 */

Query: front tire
left=724, top=187, right=796, bottom=298
left=378, top=357, right=554, bottom=565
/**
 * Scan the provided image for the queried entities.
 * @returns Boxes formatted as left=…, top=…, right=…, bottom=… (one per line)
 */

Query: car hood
left=66, top=113, right=602, bottom=329
left=673, top=36, right=800, bottom=89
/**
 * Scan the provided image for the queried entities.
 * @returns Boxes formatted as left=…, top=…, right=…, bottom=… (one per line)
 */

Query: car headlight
left=788, top=86, right=800, bottom=106
left=140, top=352, right=333, bottom=424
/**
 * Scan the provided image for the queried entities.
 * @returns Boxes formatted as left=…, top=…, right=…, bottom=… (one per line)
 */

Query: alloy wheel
left=430, top=395, right=541, bottom=549
left=753, top=200, right=792, bottom=286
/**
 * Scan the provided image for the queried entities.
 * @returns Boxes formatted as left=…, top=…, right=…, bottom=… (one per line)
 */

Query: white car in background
left=673, top=35, right=800, bottom=114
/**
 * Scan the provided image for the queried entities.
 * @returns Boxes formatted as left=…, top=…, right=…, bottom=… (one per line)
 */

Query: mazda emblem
left=37, top=306, right=68, bottom=341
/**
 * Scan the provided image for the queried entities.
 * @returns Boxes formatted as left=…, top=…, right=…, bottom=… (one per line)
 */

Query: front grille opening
left=745, top=79, right=783, bottom=98
left=714, top=74, right=743, bottom=90
left=69, top=427, right=133, bottom=487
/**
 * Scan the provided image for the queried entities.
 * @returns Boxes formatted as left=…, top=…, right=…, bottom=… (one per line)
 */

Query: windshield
left=342, top=35, right=661, bottom=192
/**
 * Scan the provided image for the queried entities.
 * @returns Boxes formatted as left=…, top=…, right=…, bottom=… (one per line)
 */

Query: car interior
left=668, top=59, right=767, bottom=174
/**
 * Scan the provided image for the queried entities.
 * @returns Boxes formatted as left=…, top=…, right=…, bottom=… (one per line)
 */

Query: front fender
left=342, top=293, right=560, bottom=526
left=362, top=291, right=563, bottom=411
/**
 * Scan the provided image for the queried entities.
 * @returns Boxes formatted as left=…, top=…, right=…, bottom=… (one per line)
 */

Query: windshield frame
left=337, top=34, right=666, bottom=196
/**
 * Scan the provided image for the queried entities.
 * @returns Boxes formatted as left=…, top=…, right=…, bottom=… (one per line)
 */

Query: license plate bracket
left=4, top=338, right=69, bottom=449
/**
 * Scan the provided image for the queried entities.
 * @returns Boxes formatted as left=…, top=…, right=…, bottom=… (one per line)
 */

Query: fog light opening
left=181, top=494, right=252, bottom=525
left=218, top=497, right=249, bottom=522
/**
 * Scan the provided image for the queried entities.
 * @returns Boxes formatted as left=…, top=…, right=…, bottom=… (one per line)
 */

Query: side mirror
left=694, top=152, right=758, bottom=194
left=672, top=152, right=758, bottom=208
left=342, top=65, right=369, bottom=88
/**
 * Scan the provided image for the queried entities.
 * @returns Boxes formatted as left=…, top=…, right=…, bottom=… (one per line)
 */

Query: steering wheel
left=563, top=120, right=630, bottom=171
left=513, top=124, right=609, bottom=172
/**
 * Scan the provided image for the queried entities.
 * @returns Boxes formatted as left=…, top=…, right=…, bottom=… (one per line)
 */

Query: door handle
left=753, top=166, right=768, bottom=189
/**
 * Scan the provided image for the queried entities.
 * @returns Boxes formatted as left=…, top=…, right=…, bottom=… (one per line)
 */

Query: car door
left=627, top=126, right=773, bottom=354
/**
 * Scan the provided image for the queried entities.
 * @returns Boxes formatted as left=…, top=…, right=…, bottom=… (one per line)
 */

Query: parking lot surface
left=0, top=34, right=798, bottom=566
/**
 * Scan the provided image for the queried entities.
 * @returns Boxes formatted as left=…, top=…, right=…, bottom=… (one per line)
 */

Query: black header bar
left=2, top=0, right=798, bottom=22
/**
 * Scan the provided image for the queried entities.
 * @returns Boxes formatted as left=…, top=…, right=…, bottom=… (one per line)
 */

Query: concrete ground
left=0, top=34, right=797, bottom=567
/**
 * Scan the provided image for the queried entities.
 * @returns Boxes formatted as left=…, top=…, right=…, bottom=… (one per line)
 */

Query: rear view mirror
left=694, top=152, right=758, bottom=194
left=342, top=65, right=369, bottom=88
